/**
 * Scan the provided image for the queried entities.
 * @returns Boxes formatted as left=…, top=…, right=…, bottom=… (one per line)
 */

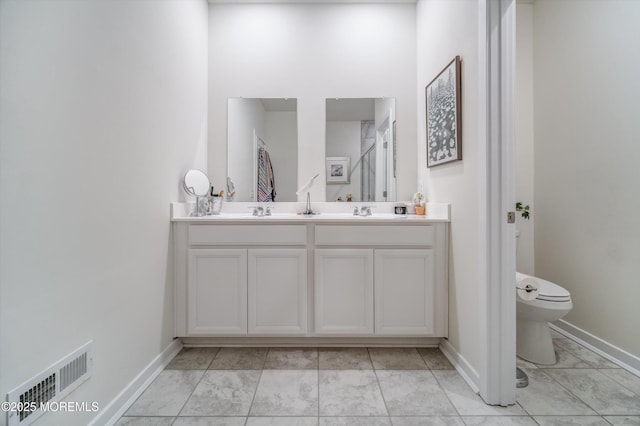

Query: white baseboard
left=181, top=336, right=441, bottom=347
left=551, top=320, right=640, bottom=377
left=439, top=338, right=481, bottom=394
left=90, top=338, right=183, bottom=426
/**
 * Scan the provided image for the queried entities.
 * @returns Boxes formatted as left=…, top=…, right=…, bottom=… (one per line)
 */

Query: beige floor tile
left=368, top=348, right=427, bottom=370
left=544, top=369, right=640, bottom=415
left=603, top=416, right=640, bottom=425
left=461, top=416, right=537, bottom=425
left=173, top=418, right=246, bottom=426
left=433, top=370, right=526, bottom=416
left=180, top=370, right=260, bottom=416
left=319, top=370, right=387, bottom=416
left=250, top=370, right=318, bottom=416
left=115, top=418, right=174, bottom=426
left=554, top=339, right=619, bottom=369
left=390, top=417, right=464, bottom=425
left=125, top=370, right=204, bottom=417
left=418, top=348, right=454, bottom=370
left=264, top=348, right=318, bottom=369
left=533, top=416, right=610, bottom=425
left=599, top=368, right=640, bottom=395
left=166, top=347, right=219, bottom=370
left=376, top=370, right=456, bottom=416
left=246, top=417, right=318, bottom=425
left=209, top=347, right=267, bottom=370
left=319, top=417, right=391, bottom=425
left=318, top=348, right=372, bottom=369
left=515, top=369, right=596, bottom=415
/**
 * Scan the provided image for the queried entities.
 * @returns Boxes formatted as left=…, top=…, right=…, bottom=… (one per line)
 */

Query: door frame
left=478, top=0, right=517, bottom=405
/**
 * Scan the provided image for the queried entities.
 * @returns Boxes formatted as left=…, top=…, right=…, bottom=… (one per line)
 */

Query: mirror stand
left=194, top=195, right=205, bottom=217
left=183, top=169, right=212, bottom=217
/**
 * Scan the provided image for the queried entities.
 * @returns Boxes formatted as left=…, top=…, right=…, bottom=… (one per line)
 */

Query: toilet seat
left=533, top=277, right=571, bottom=302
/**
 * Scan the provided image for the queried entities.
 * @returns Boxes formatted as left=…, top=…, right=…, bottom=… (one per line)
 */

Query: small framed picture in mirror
left=326, top=156, right=350, bottom=184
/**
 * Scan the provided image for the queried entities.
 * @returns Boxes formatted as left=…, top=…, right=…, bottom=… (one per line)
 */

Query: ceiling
left=208, top=0, right=415, bottom=4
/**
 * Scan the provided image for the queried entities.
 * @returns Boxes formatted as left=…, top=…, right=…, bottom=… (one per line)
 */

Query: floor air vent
left=6, top=341, right=93, bottom=426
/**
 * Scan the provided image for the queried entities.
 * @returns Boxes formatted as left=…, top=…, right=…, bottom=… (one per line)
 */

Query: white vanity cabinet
left=188, top=249, right=247, bottom=335
left=175, top=223, right=308, bottom=337
left=314, top=225, right=447, bottom=337
left=173, top=212, right=449, bottom=341
left=248, top=249, right=307, bottom=335
left=315, top=249, right=374, bottom=335
left=374, top=249, right=436, bottom=335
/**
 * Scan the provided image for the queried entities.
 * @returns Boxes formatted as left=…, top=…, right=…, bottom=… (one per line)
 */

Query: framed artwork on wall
left=426, top=55, right=462, bottom=167
left=325, top=156, right=350, bottom=184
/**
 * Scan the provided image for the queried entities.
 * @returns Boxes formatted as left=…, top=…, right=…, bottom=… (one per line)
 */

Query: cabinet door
left=315, top=249, right=374, bottom=335
left=248, top=249, right=308, bottom=335
left=374, top=249, right=435, bottom=336
left=187, top=249, right=247, bottom=335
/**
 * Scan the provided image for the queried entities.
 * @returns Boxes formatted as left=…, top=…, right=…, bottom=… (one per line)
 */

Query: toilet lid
left=535, top=277, right=571, bottom=302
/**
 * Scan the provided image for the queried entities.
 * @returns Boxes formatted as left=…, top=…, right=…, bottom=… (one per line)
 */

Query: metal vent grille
left=6, top=341, right=93, bottom=426
left=17, top=374, right=56, bottom=422
left=60, top=352, right=87, bottom=392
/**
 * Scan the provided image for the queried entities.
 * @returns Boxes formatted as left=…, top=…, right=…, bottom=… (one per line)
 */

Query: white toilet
left=516, top=272, right=572, bottom=365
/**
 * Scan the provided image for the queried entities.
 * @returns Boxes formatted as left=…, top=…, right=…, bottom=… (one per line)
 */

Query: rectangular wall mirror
left=326, top=98, right=396, bottom=202
left=227, top=98, right=298, bottom=202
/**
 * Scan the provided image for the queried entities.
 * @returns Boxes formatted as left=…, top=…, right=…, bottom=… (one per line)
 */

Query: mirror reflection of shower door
left=361, top=143, right=376, bottom=202
left=382, top=127, right=389, bottom=201
left=376, top=121, right=391, bottom=202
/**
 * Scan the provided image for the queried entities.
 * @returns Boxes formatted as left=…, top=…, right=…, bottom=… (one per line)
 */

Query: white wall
left=0, top=1, right=208, bottom=424
left=326, top=121, right=362, bottom=201
left=208, top=3, right=417, bottom=202
left=227, top=98, right=266, bottom=201
left=515, top=3, right=535, bottom=275
left=265, top=111, right=298, bottom=202
left=532, top=0, right=640, bottom=357
left=417, top=0, right=483, bottom=382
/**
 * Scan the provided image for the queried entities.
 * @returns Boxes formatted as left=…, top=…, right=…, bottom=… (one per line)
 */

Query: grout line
left=430, top=366, right=462, bottom=418
left=317, top=348, right=320, bottom=418
left=246, top=361, right=265, bottom=420
left=368, top=347, right=392, bottom=421
left=316, top=348, right=320, bottom=418
left=204, top=346, right=220, bottom=370
left=412, top=347, right=429, bottom=369
left=595, top=367, right=640, bottom=397
left=535, top=368, right=602, bottom=416
left=175, top=368, right=208, bottom=418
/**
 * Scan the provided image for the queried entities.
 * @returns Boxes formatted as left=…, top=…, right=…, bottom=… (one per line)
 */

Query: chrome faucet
left=353, top=205, right=374, bottom=216
left=265, top=205, right=274, bottom=216
left=360, top=206, right=373, bottom=216
left=249, top=206, right=264, bottom=217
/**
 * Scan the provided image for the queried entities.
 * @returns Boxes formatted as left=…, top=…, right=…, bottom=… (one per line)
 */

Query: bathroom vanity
left=171, top=203, right=449, bottom=345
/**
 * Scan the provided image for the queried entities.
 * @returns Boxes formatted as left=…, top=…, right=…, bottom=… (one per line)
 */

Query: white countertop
left=170, top=202, right=450, bottom=223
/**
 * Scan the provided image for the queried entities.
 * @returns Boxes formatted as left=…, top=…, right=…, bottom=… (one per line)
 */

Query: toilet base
left=516, top=318, right=557, bottom=365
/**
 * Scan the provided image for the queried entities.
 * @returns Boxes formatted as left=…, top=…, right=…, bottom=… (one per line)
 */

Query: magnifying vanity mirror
left=325, top=98, right=396, bottom=202
left=183, top=169, right=210, bottom=196
left=183, top=169, right=211, bottom=216
left=227, top=98, right=298, bottom=202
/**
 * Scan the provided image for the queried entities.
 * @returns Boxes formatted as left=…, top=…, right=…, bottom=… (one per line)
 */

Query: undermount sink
left=217, top=212, right=302, bottom=219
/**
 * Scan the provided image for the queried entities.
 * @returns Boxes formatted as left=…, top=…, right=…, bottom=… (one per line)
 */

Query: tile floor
left=117, top=332, right=640, bottom=425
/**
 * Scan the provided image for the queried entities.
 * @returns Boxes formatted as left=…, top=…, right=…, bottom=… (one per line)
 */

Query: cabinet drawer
left=315, top=225, right=433, bottom=246
left=189, top=225, right=307, bottom=246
